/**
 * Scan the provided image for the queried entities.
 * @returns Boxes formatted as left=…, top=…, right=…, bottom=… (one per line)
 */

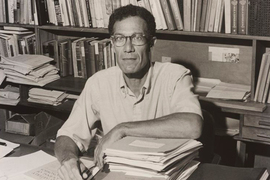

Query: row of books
left=42, top=37, right=116, bottom=79
left=0, top=0, right=39, bottom=25
left=0, top=27, right=36, bottom=58
left=254, top=52, right=270, bottom=104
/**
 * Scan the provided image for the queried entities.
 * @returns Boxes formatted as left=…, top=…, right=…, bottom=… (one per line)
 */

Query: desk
left=5, top=144, right=269, bottom=180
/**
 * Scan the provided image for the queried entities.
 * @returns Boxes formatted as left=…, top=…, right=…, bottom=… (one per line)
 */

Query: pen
left=0, top=142, right=7, bottom=146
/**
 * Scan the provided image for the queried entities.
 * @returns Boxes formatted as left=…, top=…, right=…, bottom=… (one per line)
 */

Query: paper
left=0, top=139, right=20, bottom=158
left=0, top=70, right=5, bottom=85
left=0, top=151, right=56, bottom=178
left=129, top=140, right=164, bottom=149
left=209, top=46, right=240, bottom=63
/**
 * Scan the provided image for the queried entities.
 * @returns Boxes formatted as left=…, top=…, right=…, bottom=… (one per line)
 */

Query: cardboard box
left=5, top=112, right=50, bottom=136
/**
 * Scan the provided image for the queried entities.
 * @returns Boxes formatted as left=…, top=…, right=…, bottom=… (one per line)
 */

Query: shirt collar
left=119, top=62, right=154, bottom=96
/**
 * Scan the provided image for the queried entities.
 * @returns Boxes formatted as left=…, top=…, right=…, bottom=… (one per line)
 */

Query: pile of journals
left=0, top=54, right=60, bottom=86
left=104, top=136, right=202, bottom=180
left=28, top=88, right=68, bottom=106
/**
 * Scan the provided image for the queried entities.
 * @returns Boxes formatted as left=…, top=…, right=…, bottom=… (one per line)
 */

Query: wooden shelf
left=44, top=76, right=87, bottom=94
left=0, top=23, right=36, bottom=28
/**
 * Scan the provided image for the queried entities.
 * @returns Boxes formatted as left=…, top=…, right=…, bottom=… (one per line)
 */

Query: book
left=65, top=0, right=75, bottom=26
left=188, top=163, right=269, bottom=180
left=199, top=0, right=208, bottom=32
left=84, top=38, right=98, bottom=77
left=207, top=0, right=217, bottom=32
left=36, top=0, right=50, bottom=25
left=238, top=0, right=247, bottom=35
left=257, top=54, right=270, bottom=103
left=100, top=0, right=110, bottom=28
left=89, top=0, right=97, bottom=28
left=168, top=0, right=183, bottom=30
left=195, top=0, right=202, bottom=32
left=183, top=0, right=192, bottom=31
left=79, top=0, right=90, bottom=27
left=71, top=37, right=86, bottom=78
left=160, top=0, right=176, bottom=31
left=42, top=39, right=59, bottom=68
left=213, top=0, right=222, bottom=32
left=224, top=0, right=231, bottom=33
left=254, top=53, right=270, bottom=102
left=93, top=0, right=105, bottom=28
left=231, top=0, right=238, bottom=34
left=59, top=0, right=69, bottom=26
left=153, top=0, right=168, bottom=30
left=148, top=0, right=163, bottom=30
left=204, top=0, right=212, bottom=32
left=58, top=38, right=72, bottom=77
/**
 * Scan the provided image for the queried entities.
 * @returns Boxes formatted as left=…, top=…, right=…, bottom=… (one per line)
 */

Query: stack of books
left=0, top=54, right=60, bottom=86
left=28, top=88, right=68, bottom=106
left=104, top=136, right=202, bottom=180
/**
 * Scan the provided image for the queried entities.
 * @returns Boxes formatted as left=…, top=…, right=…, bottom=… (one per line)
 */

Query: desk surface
left=6, top=144, right=268, bottom=180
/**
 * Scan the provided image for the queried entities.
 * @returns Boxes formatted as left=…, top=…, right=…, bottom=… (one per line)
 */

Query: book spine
left=36, top=0, right=49, bottom=25
left=160, top=0, right=176, bottom=30
left=80, top=40, right=87, bottom=78
left=231, top=0, right=238, bottom=34
left=224, top=0, right=231, bottom=33
left=183, top=0, right=191, bottom=31
left=89, top=0, right=97, bottom=27
left=208, top=0, right=217, bottom=32
left=238, top=0, right=247, bottom=34
left=199, top=0, right=208, bottom=32
left=195, top=0, right=202, bottom=32
left=168, top=0, right=183, bottom=30
left=85, top=0, right=92, bottom=27
left=97, top=42, right=105, bottom=71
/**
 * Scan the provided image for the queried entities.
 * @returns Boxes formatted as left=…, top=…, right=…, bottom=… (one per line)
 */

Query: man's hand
left=94, top=124, right=126, bottom=169
left=58, top=158, right=85, bottom=180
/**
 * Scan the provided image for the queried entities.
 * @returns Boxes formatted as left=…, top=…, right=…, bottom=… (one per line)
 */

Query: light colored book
left=224, top=0, right=231, bottom=33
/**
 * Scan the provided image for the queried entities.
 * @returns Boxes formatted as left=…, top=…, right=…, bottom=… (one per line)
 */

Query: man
left=55, top=4, right=203, bottom=180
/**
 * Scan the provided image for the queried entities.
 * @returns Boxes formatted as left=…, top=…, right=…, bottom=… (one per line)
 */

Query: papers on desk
left=104, top=136, right=202, bottom=180
left=0, top=150, right=97, bottom=180
left=0, top=139, right=20, bottom=158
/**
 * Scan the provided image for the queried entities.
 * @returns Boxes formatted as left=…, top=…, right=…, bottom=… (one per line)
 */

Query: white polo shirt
left=57, top=62, right=202, bottom=152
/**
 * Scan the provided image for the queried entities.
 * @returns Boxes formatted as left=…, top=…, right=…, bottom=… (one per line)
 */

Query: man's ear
left=150, top=37, right=157, bottom=47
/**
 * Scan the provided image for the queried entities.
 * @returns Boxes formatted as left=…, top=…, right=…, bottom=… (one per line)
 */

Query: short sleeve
left=56, top=77, right=100, bottom=152
left=170, top=70, right=202, bottom=118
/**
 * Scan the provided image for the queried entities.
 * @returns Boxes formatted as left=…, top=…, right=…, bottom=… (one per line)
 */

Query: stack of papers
left=0, top=85, right=20, bottom=106
left=0, top=139, right=20, bottom=158
left=193, top=78, right=221, bottom=95
left=0, top=54, right=60, bottom=86
left=206, top=82, right=251, bottom=101
left=104, top=136, right=202, bottom=180
left=28, top=88, right=68, bottom=106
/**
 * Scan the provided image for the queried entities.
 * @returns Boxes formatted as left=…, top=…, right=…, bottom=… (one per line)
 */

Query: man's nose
left=124, top=37, right=135, bottom=52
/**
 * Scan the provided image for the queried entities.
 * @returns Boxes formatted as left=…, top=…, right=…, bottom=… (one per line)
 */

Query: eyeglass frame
left=110, top=33, right=152, bottom=47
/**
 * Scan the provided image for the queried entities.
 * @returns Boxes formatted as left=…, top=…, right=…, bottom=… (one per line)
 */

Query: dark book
left=199, top=0, right=208, bottom=32
left=187, top=163, right=269, bottom=180
left=84, top=38, right=98, bottom=77
left=36, top=0, right=50, bottom=25
left=85, top=0, right=92, bottom=27
left=231, top=0, right=238, bottom=34
left=238, top=0, right=247, bottom=35
left=58, top=39, right=72, bottom=77
left=70, top=0, right=79, bottom=27
left=42, top=39, right=59, bottom=69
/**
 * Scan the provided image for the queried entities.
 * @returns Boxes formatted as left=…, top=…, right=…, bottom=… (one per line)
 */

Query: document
left=0, top=139, right=20, bottom=158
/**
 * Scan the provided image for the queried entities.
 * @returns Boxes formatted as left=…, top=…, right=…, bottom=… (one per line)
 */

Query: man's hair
left=108, top=5, right=156, bottom=38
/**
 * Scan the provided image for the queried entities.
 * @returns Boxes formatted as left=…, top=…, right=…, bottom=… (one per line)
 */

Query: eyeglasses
left=111, top=33, right=148, bottom=47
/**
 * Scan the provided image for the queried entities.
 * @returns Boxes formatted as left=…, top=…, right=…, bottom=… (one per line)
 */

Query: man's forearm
left=116, top=112, right=203, bottom=140
left=54, top=136, right=80, bottom=164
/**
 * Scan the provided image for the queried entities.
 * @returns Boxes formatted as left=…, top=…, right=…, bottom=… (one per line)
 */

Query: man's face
left=112, top=16, right=152, bottom=75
